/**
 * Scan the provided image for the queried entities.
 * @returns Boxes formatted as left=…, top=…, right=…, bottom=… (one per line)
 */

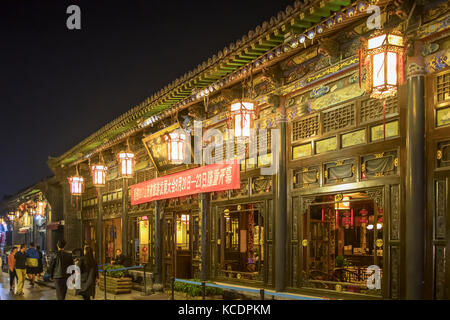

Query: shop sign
left=131, top=161, right=240, bottom=205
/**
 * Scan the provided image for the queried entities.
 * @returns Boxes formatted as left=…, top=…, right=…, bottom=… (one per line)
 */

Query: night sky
left=0, top=0, right=294, bottom=198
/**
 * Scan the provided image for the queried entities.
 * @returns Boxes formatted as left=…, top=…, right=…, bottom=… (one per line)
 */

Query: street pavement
left=0, top=271, right=175, bottom=300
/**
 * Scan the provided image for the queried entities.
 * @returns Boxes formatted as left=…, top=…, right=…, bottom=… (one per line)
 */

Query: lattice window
left=437, top=71, right=450, bottom=103
left=136, top=171, right=146, bottom=183
left=360, top=96, right=398, bottom=124
left=257, top=129, right=272, bottom=152
left=292, top=114, right=319, bottom=141
left=323, top=103, right=356, bottom=133
left=144, top=169, right=154, bottom=181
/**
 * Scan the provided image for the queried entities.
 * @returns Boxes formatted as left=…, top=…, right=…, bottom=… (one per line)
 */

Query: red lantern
left=230, top=99, right=256, bottom=138
left=342, top=211, right=351, bottom=229
left=362, top=30, right=405, bottom=99
left=359, top=208, right=368, bottom=224
left=165, top=130, right=187, bottom=164
left=36, top=201, right=46, bottom=216
left=91, top=164, right=108, bottom=187
left=117, top=151, right=135, bottom=178
left=68, top=176, right=85, bottom=195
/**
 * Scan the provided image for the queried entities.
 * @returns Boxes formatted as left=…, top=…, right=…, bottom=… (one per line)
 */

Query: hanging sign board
left=131, top=160, right=240, bottom=205
left=142, top=123, right=194, bottom=173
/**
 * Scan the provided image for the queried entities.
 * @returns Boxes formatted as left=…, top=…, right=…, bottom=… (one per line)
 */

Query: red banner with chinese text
left=131, top=161, right=240, bottom=205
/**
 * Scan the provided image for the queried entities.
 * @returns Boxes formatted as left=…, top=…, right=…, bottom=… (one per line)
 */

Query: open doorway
left=219, top=203, right=264, bottom=281
left=163, top=211, right=196, bottom=284
left=303, top=191, right=384, bottom=295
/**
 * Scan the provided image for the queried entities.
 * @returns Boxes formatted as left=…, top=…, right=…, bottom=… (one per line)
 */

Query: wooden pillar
left=154, top=200, right=162, bottom=285
left=122, top=178, right=129, bottom=257
left=200, top=193, right=210, bottom=281
left=275, top=96, right=287, bottom=292
left=405, top=40, right=425, bottom=299
left=97, top=187, right=103, bottom=263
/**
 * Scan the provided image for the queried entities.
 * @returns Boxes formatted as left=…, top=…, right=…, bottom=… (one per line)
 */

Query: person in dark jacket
left=49, top=240, right=74, bottom=300
left=76, top=246, right=98, bottom=300
left=8, top=247, right=18, bottom=292
left=14, top=244, right=27, bottom=295
left=111, top=249, right=126, bottom=266
left=36, top=246, right=44, bottom=280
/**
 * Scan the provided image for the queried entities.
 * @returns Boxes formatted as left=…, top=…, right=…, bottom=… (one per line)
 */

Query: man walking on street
left=49, top=240, right=73, bottom=300
left=14, top=244, right=27, bottom=296
left=26, top=242, right=40, bottom=287
left=8, top=247, right=18, bottom=292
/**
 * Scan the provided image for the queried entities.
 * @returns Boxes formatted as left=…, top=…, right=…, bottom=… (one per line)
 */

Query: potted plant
left=173, top=279, right=223, bottom=299
left=98, top=264, right=132, bottom=294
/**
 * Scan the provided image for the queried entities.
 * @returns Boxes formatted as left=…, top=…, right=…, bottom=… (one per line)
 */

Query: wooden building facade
left=17, top=0, right=448, bottom=299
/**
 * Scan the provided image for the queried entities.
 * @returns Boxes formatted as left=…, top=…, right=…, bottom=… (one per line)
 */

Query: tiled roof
left=54, top=0, right=359, bottom=167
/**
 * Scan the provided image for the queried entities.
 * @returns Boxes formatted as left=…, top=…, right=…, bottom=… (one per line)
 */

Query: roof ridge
left=54, top=0, right=331, bottom=165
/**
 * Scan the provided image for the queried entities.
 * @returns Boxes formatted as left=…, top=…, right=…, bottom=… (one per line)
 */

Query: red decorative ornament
left=359, top=208, right=368, bottom=224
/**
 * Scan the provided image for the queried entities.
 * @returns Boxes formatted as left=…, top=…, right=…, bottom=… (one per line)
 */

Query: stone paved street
left=0, top=271, right=176, bottom=300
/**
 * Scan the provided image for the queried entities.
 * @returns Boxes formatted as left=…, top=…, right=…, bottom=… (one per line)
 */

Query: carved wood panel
left=435, top=245, right=446, bottom=300
left=390, top=246, right=400, bottom=299
left=390, top=185, right=400, bottom=241
left=435, top=180, right=446, bottom=240
left=434, top=179, right=447, bottom=299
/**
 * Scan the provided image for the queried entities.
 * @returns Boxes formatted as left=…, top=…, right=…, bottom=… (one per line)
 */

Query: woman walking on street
left=8, top=247, right=18, bottom=292
left=25, top=242, right=40, bottom=287
left=49, top=239, right=74, bottom=300
left=76, top=246, right=98, bottom=301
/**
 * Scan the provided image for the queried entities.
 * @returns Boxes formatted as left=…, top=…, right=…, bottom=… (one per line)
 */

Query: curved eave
left=56, top=0, right=362, bottom=168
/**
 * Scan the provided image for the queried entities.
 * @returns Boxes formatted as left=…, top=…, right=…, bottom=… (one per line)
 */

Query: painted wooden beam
left=327, top=0, right=351, bottom=6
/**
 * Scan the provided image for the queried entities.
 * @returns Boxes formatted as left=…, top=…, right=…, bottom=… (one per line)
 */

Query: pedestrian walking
left=8, top=247, right=18, bottom=292
left=49, top=240, right=74, bottom=300
left=14, top=244, right=27, bottom=296
left=25, top=242, right=40, bottom=287
left=36, top=246, right=44, bottom=281
left=76, top=246, right=98, bottom=301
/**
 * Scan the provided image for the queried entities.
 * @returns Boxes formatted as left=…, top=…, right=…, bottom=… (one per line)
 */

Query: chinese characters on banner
left=131, top=160, right=240, bottom=205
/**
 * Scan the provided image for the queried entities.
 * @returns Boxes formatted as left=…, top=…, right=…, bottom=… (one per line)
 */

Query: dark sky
left=0, top=0, right=295, bottom=198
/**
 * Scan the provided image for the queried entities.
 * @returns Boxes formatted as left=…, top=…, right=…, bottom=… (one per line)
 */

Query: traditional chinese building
left=0, top=176, right=63, bottom=252
left=7, top=0, right=448, bottom=299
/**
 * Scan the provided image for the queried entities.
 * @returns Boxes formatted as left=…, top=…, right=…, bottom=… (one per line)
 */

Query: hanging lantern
left=36, top=201, right=46, bottom=216
left=342, top=211, right=351, bottom=229
left=334, top=196, right=350, bottom=210
left=117, top=151, right=135, bottom=178
left=360, top=208, right=369, bottom=224
left=165, top=130, right=187, bottom=164
left=362, top=30, right=405, bottom=99
left=68, top=176, right=85, bottom=195
left=91, top=164, right=108, bottom=187
left=230, top=99, right=256, bottom=138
